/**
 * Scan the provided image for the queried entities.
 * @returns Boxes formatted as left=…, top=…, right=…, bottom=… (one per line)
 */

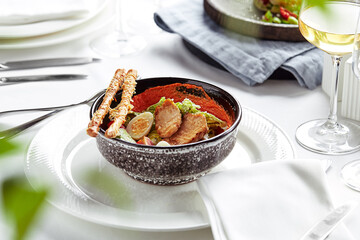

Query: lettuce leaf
left=146, top=97, right=166, bottom=114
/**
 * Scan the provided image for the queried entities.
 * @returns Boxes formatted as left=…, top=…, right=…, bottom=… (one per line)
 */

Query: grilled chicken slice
left=165, top=113, right=208, bottom=145
left=155, top=99, right=182, bottom=138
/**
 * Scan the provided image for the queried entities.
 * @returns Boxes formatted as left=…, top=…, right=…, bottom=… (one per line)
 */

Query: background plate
left=204, top=0, right=305, bottom=41
left=0, top=4, right=113, bottom=49
left=25, top=105, right=295, bottom=231
left=0, top=0, right=109, bottom=39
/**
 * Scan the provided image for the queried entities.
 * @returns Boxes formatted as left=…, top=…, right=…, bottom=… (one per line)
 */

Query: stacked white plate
left=0, top=0, right=111, bottom=49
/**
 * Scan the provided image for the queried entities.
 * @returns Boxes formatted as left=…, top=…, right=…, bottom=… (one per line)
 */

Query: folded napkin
left=154, top=0, right=324, bottom=89
left=0, top=0, right=89, bottom=25
left=197, top=159, right=355, bottom=240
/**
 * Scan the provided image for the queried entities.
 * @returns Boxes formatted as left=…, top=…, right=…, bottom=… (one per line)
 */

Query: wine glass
left=341, top=9, right=360, bottom=191
left=90, top=0, right=147, bottom=58
left=295, top=0, right=360, bottom=154
left=126, top=0, right=163, bottom=35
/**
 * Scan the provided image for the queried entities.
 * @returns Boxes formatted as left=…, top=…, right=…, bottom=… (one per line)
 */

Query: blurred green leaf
left=0, top=138, right=20, bottom=157
left=83, top=169, right=133, bottom=209
left=2, top=177, right=47, bottom=240
left=305, top=0, right=332, bottom=11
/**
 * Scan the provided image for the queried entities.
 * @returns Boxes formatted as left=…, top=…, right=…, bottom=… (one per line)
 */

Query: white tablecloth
left=0, top=15, right=360, bottom=240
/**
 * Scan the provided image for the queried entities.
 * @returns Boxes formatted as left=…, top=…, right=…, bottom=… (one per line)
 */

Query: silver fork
left=0, top=89, right=105, bottom=116
left=0, top=89, right=105, bottom=139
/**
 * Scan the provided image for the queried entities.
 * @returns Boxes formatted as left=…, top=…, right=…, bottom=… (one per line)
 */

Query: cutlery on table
left=0, top=74, right=88, bottom=85
left=0, top=89, right=105, bottom=139
left=300, top=201, right=358, bottom=240
left=0, top=110, right=61, bottom=140
left=0, top=88, right=104, bottom=116
left=0, top=57, right=100, bottom=71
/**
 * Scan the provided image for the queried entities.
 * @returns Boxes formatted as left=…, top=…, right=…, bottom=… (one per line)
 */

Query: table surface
left=0, top=13, right=360, bottom=240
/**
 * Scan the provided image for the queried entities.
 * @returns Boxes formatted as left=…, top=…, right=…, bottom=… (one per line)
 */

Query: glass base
left=295, top=118, right=360, bottom=155
left=90, top=32, right=147, bottom=58
left=341, top=160, right=360, bottom=192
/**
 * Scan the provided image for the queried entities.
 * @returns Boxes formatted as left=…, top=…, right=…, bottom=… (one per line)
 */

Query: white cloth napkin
left=197, top=159, right=355, bottom=240
left=0, top=0, right=89, bottom=25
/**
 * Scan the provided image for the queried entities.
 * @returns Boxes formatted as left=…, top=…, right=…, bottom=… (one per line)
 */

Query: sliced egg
left=126, top=112, right=154, bottom=140
left=156, top=141, right=171, bottom=147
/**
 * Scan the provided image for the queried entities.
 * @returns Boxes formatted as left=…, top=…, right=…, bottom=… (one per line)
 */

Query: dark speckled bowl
left=90, top=77, right=242, bottom=185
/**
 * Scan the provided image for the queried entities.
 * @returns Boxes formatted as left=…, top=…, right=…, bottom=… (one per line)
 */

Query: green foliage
left=0, top=138, right=20, bottom=157
left=304, top=0, right=330, bottom=10
left=2, top=177, right=47, bottom=240
left=82, top=169, right=133, bottom=209
left=0, top=136, right=48, bottom=240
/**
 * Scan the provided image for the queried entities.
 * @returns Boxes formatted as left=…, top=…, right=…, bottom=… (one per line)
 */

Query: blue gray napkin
left=154, top=0, right=324, bottom=89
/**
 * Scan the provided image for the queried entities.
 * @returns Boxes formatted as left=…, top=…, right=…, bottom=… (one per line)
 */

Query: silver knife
left=0, top=74, right=88, bottom=85
left=0, top=57, right=100, bottom=71
left=300, top=201, right=358, bottom=240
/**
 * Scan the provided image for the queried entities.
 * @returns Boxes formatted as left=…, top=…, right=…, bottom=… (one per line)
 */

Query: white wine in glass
left=341, top=9, right=360, bottom=192
left=295, top=1, right=360, bottom=154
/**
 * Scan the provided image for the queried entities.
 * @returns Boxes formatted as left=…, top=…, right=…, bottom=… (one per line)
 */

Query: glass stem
left=115, top=0, right=127, bottom=41
left=327, top=55, right=342, bottom=127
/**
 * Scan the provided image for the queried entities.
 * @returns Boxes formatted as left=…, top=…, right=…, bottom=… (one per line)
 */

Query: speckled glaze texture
left=96, top=127, right=238, bottom=185
left=90, top=77, right=242, bottom=185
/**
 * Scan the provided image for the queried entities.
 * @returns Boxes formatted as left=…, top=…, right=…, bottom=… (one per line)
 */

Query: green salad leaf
left=116, top=128, right=136, bottom=143
left=146, top=97, right=166, bottom=114
left=175, top=98, right=200, bottom=114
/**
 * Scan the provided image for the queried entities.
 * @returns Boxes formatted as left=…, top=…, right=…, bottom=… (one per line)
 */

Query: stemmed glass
left=90, top=0, right=147, bottom=58
left=127, top=0, right=163, bottom=35
left=295, top=0, right=360, bottom=154
left=341, top=9, right=360, bottom=191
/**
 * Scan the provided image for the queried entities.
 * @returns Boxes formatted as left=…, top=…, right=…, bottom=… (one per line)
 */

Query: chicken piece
left=165, top=113, right=208, bottom=145
left=155, top=99, right=182, bottom=138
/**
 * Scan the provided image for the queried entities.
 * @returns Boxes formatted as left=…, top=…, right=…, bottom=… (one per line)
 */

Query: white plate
left=0, top=3, right=113, bottom=49
left=25, top=105, right=295, bottom=231
left=0, top=0, right=109, bottom=39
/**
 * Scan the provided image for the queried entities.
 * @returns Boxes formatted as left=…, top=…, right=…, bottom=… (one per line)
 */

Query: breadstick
left=105, top=69, right=138, bottom=138
left=87, top=69, right=126, bottom=137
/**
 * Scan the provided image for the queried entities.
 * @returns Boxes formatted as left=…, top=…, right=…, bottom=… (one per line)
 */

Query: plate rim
left=25, top=105, right=296, bottom=231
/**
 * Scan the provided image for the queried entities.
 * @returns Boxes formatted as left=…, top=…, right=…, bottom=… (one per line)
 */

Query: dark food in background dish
left=203, top=0, right=305, bottom=41
left=254, top=0, right=301, bottom=25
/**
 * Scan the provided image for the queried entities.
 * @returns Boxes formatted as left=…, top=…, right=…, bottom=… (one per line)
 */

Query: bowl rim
left=90, top=77, right=242, bottom=149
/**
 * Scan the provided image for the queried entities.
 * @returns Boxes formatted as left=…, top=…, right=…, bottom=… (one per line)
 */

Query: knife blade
left=0, top=57, right=100, bottom=71
left=0, top=74, right=88, bottom=85
left=300, top=201, right=358, bottom=240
